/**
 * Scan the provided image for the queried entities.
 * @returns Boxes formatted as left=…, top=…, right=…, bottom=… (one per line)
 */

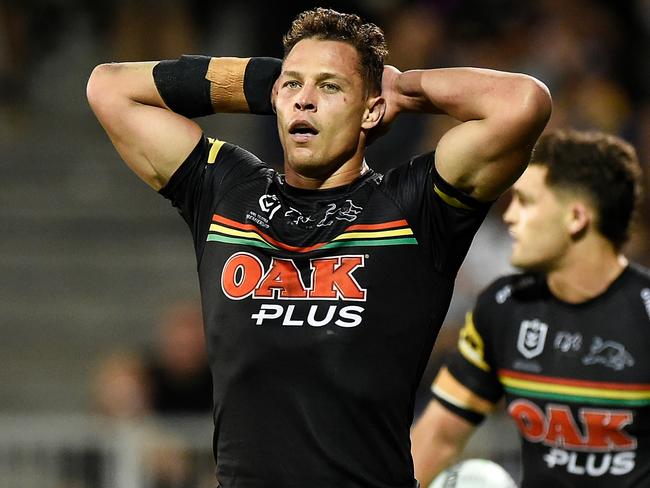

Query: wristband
left=153, top=55, right=212, bottom=118
left=244, top=57, right=282, bottom=114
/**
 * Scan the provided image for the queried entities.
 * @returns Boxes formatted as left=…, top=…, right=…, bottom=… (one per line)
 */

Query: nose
left=294, top=85, right=316, bottom=112
left=503, top=197, right=517, bottom=226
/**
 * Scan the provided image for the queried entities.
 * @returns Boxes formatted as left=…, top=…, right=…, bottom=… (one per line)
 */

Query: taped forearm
left=153, top=55, right=282, bottom=118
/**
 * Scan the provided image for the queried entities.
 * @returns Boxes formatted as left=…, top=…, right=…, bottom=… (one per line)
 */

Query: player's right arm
left=87, top=61, right=201, bottom=190
left=86, top=56, right=281, bottom=190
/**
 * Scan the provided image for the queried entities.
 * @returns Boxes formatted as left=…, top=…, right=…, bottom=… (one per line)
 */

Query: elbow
left=513, top=75, right=553, bottom=136
left=86, top=63, right=120, bottom=113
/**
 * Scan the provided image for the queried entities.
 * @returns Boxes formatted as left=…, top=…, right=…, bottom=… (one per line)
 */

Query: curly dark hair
left=532, top=129, right=643, bottom=249
left=283, top=8, right=387, bottom=95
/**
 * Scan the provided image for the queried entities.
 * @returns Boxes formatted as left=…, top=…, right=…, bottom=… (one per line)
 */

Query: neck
left=284, top=157, right=370, bottom=190
left=283, top=131, right=371, bottom=189
left=546, top=236, right=627, bottom=304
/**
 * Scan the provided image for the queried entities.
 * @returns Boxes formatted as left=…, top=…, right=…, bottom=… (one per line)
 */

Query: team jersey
left=433, top=265, right=650, bottom=487
left=160, top=135, right=490, bottom=488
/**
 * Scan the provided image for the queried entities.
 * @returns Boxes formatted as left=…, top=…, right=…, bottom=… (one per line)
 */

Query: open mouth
left=288, top=121, right=319, bottom=137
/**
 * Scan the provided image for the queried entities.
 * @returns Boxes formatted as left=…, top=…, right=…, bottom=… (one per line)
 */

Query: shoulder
left=205, top=138, right=276, bottom=189
left=623, top=263, right=650, bottom=319
left=380, top=150, right=491, bottom=211
left=477, top=272, right=546, bottom=310
left=212, top=138, right=267, bottom=170
left=379, top=151, right=433, bottom=188
left=627, top=262, right=650, bottom=285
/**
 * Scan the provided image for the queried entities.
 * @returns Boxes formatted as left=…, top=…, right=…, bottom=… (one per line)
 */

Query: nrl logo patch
left=258, top=194, right=281, bottom=219
left=517, top=319, right=548, bottom=359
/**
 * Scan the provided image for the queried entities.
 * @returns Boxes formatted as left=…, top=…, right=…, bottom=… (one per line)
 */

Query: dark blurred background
left=1, top=0, right=649, bottom=485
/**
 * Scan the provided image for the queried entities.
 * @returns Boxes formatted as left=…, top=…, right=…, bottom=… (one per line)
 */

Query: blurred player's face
left=503, top=165, right=573, bottom=272
left=274, top=38, right=380, bottom=183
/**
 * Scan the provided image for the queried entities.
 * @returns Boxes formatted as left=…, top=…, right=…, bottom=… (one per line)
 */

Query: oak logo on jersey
left=221, top=252, right=367, bottom=327
left=509, top=399, right=637, bottom=476
left=509, top=399, right=636, bottom=451
left=517, top=319, right=548, bottom=359
left=221, top=252, right=366, bottom=301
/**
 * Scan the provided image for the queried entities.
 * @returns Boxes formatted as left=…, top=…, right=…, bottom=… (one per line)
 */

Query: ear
left=567, top=201, right=591, bottom=237
left=271, top=78, right=280, bottom=114
left=361, top=95, right=385, bottom=130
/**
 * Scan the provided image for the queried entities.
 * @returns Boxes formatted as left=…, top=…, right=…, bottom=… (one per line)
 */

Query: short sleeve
left=380, top=152, right=492, bottom=277
left=158, top=135, right=268, bottom=258
left=432, top=293, right=504, bottom=424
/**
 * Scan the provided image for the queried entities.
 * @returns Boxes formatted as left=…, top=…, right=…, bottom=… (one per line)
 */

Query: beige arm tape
left=206, top=57, right=250, bottom=113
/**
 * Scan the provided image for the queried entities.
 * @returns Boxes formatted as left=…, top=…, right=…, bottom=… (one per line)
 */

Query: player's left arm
left=411, top=398, right=477, bottom=487
left=380, top=66, right=552, bottom=201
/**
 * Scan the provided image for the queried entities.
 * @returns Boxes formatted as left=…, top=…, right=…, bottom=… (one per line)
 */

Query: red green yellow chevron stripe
left=207, top=214, right=418, bottom=252
left=499, top=369, right=650, bottom=407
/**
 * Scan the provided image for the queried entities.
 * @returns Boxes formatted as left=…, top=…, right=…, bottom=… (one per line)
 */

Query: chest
left=495, top=301, right=650, bottom=383
left=198, top=178, right=445, bottom=352
left=495, top=300, right=650, bottom=449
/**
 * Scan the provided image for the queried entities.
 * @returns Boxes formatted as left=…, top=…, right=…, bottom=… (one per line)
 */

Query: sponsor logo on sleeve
left=495, top=285, right=512, bottom=304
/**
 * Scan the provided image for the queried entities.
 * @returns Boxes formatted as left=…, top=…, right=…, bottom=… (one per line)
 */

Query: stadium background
left=1, top=0, right=649, bottom=486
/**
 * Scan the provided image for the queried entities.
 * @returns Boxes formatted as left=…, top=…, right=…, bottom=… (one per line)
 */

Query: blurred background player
left=411, top=129, right=650, bottom=487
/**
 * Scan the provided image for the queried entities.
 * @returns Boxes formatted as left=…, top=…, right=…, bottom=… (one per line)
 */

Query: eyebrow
left=282, top=70, right=348, bottom=83
left=512, top=188, right=531, bottom=200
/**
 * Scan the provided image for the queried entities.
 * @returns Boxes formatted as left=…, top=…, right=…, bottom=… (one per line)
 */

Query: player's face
left=503, top=165, right=572, bottom=272
left=275, top=38, right=372, bottom=181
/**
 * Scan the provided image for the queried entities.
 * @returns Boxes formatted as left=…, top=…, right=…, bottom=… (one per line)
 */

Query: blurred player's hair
left=532, top=129, right=642, bottom=249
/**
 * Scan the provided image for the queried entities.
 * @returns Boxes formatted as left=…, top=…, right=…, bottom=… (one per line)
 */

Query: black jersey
left=160, top=136, right=490, bottom=488
left=433, top=265, right=650, bottom=487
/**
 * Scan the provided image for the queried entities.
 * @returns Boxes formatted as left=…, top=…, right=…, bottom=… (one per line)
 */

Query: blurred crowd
left=92, top=300, right=211, bottom=419
left=86, top=299, right=212, bottom=488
